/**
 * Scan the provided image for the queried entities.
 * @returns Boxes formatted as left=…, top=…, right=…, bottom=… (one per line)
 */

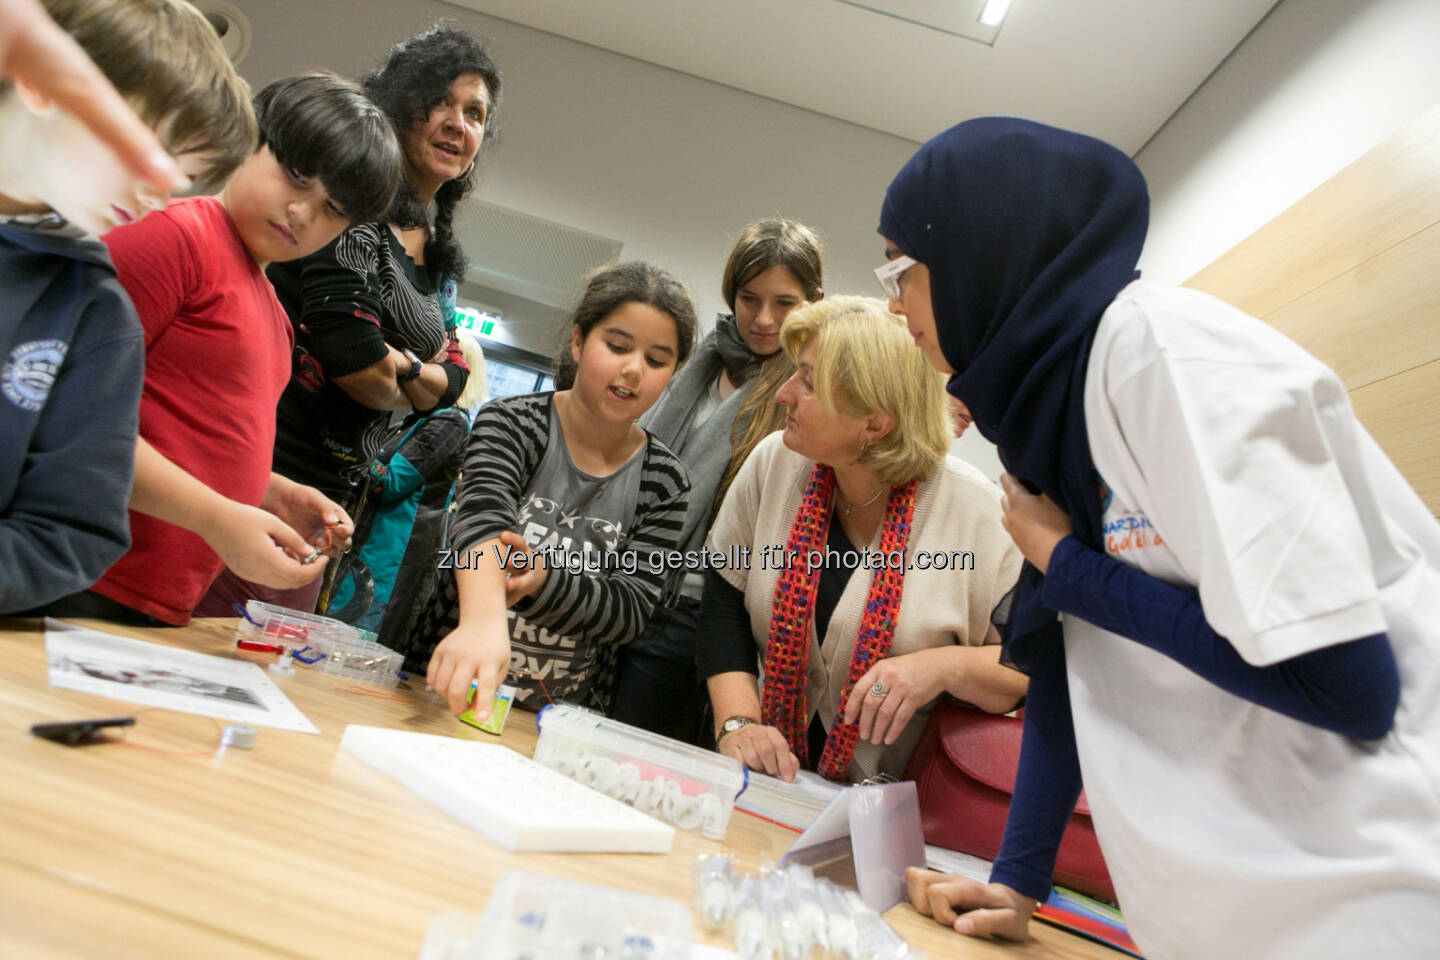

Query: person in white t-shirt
left=878, top=117, right=1440, bottom=960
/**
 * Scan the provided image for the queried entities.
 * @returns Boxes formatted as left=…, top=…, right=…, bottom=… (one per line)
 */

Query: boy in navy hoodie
left=0, top=0, right=252, bottom=614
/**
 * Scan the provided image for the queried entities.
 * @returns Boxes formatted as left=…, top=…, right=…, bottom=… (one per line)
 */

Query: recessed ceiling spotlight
left=195, top=1, right=251, bottom=66
left=978, top=0, right=1015, bottom=28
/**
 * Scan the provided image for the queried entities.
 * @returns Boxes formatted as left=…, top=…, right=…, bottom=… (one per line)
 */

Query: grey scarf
left=641, top=316, right=762, bottom=557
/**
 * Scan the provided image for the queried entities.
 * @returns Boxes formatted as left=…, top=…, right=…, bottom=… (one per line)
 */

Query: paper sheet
left=43, top=619, right=319, bottom=734
left=923, top=843, right=993, bottom=884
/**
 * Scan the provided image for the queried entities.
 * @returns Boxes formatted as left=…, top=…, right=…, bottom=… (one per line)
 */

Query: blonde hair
left=454, top=329, right=489, bottom=411
left=713, top=351, right=795, bottom=517
left=779, top=296, right=950, bottom=486
left=41, top=0, right=256, bottom=188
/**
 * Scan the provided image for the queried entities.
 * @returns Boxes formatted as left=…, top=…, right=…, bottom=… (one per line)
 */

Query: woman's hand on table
left=844, top=647, right=949, bottom=745
left=717, top=722, right=799, bottom=781
left=905, top=867, right=1036, bottom=941
left=427, top=621, right=510, bottom=716
left=998, top=473, right=1072, bottom=574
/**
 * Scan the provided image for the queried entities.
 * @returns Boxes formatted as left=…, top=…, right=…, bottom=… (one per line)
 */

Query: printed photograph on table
left=43, top=620, right=319, bottom=733
left=51, top=655, right=266, bottom=709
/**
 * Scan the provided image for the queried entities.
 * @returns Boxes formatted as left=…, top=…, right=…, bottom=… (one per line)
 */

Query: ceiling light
left=195, top=1, right=251, bottom=65
left=978, top=0, right=1014, bottom=28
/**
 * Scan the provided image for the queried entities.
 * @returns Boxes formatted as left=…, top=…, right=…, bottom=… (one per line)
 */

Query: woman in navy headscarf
left=881, top=118, right=1440, bottom=959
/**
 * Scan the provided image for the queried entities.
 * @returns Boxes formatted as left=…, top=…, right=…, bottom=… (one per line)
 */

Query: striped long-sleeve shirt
left=446, top=392, right=690, bottom=706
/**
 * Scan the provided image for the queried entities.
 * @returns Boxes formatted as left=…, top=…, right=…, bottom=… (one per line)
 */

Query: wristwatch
left=718, top=715, right=755, bottom=742
left=397, top=349, right=423, bottom=383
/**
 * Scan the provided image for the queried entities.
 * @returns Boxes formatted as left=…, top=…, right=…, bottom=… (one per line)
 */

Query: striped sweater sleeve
left=448, top=393, right=550, bottom=556
left=523, top=434, right=691, bottom=647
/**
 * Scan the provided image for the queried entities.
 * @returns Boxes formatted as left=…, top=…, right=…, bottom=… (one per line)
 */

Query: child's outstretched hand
left=428, top=622, right=510, bottom=716
left=0, top=0, right=189, bottom=195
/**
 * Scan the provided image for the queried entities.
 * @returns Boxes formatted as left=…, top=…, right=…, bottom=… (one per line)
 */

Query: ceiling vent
left=459, top=201, right=624, bottom=310
left=197, top=1, right=251, bottom=66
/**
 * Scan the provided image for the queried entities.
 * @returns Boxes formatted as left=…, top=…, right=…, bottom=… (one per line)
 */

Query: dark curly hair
left=360, top=23, right=501, bottom=285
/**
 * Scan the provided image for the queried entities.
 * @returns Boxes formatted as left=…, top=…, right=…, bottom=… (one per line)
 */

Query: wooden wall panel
left=1187, top=103, right=1440, bottom=317
left=1349, top=360, right=1440, bottom=517
left=1262, top=221, right=1440, bottom=390
left=1185, top=101, right=1440, bottom=516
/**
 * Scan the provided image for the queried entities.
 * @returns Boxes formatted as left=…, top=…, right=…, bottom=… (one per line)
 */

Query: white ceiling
left=444, top=0, right=1281, bottom=153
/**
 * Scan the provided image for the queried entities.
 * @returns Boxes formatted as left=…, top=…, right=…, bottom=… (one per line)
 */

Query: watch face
left=723, top=717, right=751, bottom=733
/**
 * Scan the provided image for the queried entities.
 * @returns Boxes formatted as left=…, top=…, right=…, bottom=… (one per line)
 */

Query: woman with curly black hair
left=194, top=24, right=501, bottom=616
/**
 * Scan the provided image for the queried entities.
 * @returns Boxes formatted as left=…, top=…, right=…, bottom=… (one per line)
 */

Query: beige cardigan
left=706, top=433, right=1023, bottom=781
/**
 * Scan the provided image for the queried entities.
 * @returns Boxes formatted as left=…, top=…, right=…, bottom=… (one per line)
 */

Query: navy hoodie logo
left=3, top=339, right=67, bottom=412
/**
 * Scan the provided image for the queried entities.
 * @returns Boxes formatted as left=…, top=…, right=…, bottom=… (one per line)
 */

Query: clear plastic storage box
left=533, top=702, right=747, bottom=840
left=418, top=870, right=694, bottom=960
left=236, top=600, right=403, bottom=686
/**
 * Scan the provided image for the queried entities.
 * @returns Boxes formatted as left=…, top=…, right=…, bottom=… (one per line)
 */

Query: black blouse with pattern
left=267, top=222, right=468, bottom=499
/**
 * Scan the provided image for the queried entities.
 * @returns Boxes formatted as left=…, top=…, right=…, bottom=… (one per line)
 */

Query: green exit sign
left=455, top=305, right=501, bottom=337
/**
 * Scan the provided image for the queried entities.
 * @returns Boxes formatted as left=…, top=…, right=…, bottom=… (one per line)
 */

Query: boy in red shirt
left=41, top=72, right=403, bottom=626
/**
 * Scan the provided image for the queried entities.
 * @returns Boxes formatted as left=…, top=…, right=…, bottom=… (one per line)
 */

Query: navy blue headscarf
left=879, top=117, right=1148, bottom=673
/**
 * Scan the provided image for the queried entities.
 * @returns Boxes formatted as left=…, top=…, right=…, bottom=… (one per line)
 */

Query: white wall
left=236, top=0, right=1016, bottom=475
left=1136, top=0, right=1440, bottom=284
left=234, top=0, right=917, bottom=338
left=234, top=0, right=1440, bottom=483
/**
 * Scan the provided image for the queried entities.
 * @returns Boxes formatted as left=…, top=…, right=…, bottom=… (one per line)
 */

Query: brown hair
left=720, top=217, right=824, bottom=310
left=712, top=218, right=825, bottom=515
left=41, top=0, right=255, bottom=189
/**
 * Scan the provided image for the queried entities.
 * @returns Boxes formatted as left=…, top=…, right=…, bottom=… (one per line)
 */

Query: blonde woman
left=699, top=297, right=1025, bottom=782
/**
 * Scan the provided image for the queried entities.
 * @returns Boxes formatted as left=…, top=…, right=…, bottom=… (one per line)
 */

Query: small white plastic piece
left=222, top=723, right=258, bottom=749
left=734, top=878, right=772, bottom=960
left=763, top=873, right=806, bottom=960
left=697, top=792, right=725, bottom=837
left=783, top=863, right=830, bottom=953
left=268, top=655, right=294, bottom=676
left=691, top=854, right=736, bottom=931
left=818, top=882, right=860, bottom=960
left=616, top=763, right=642, bottom=802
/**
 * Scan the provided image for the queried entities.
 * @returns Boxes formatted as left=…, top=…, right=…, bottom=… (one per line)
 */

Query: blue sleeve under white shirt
left=992, top=281, right=1440, bottom=960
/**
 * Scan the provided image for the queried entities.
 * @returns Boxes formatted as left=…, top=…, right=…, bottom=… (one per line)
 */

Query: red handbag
left=904, top=699, right=1116, bottom=902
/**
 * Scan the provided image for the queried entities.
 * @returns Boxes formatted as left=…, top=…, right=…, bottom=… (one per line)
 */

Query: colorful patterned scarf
left=761, top=462, right=918, bottom=780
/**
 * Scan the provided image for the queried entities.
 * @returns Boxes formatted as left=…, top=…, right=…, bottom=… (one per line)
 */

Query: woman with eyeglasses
left=698, top=296, right=1025, bottom=783
left=885, top=117, right=1440, bottom=959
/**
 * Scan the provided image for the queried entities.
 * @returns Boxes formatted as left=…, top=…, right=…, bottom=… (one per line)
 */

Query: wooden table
left=0, top=618, right=1115, bottom=959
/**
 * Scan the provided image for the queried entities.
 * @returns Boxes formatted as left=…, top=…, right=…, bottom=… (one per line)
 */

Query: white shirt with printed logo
left=1068, top=281, right=1440, bottom=959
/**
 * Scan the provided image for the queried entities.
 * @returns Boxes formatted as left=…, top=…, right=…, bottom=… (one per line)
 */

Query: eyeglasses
left=873, top=255, right=917, bottom=299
